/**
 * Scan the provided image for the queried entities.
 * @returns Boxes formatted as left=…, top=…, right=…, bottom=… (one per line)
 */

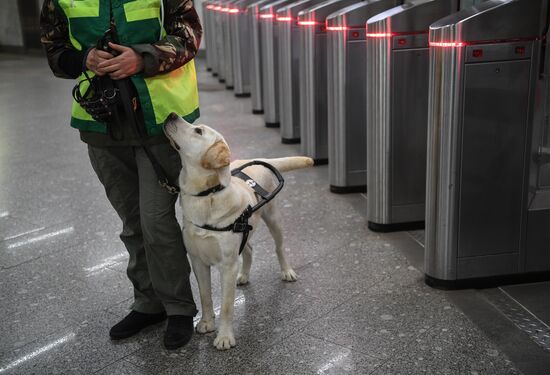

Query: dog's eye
left=194, top=127, right=203, bottom=135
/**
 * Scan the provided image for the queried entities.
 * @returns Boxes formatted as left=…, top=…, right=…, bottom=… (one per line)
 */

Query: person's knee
left=140, top=209, right=182, bottom=246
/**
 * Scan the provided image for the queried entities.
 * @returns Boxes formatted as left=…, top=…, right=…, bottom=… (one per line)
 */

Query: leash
left=193, top=160, right=285, bottom=254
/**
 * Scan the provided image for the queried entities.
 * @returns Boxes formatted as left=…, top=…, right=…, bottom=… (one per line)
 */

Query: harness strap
left=231, top=170, right=270, bottom=199
left=194, top=161, right=285, bottom=255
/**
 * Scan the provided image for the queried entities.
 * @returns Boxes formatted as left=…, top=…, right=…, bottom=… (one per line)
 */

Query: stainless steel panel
left=367, top=0, right=455, bottom=225
left=215, top=1, right=227, bottom=81
left=248, top=0, right=273, bottom=112
left=429, top=0, right=547, bottom=45
left=425, top=0, right=548, bottom=282
left=457, top=253, right=519, bottom=279
left=391, top=48, right=429, bottom=213
left=259, top=0, right=296, bottom=125
left=526, top=210, right=550, bottom=272
left=277, top=0, right=319, bottom=142
left=223, top=0, right=238, bottom=88
left=232, top=0, right=259, bottom=95
left=424, top=42, right=464, bottom=281
left=203, top=2, right=213, bottom=71
left=457, top=60, right=530, bottom=258
left=327, top=0, right=401, bottom=190
left=464, top=42, right=533, bottom=63
left=298, top=0, right=358, bottom=162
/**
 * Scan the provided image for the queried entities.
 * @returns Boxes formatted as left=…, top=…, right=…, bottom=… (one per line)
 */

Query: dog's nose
left=165, top=112, right=180, bottom=125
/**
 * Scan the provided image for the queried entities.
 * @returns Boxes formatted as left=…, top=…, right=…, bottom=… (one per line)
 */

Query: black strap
left=194, top=184, right=226, bottom=197
left=194, top=161, right=285, bottom=254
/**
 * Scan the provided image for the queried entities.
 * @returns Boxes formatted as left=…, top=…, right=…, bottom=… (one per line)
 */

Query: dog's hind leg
left=261, top=205, right=298, bottom=282
left=214, top=261, right=239, bottom=350
left=237, top=243, right=253, bottom=285
left=190, top=256, right=216, bottom=334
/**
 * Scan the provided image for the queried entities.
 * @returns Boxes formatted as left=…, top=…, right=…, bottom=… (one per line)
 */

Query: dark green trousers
left=88, top=144, right=197, bottom=317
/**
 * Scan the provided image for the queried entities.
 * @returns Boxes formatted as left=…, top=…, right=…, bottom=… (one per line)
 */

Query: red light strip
left=206, top=4, right=215, bottom=10
left=276, top=16, right=293, bottom=22
left=228, top=8, right=239, bottom=13
left=366, top=32, right=394, bottom=38
left=213, top=6, right=222, bottom=11
left=326, top=26, right=348, bottom=31
left=429, top=41, right=466, bottom=48
left=259, top=13, right=275, bottom=19
left=221, top=7, right=230, bottom=12
left=297, top=20, right=317, bottom=26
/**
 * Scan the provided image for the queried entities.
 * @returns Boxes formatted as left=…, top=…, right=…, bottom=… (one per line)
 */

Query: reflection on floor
left=0, top=53, right=549, bottom=374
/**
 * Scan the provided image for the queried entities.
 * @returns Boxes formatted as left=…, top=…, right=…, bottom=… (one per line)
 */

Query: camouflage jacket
left=40, top=0, right=203, bottom=79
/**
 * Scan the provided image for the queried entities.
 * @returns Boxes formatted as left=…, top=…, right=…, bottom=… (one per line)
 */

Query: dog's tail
left=231, top=157, right=314, bottom=172
left=265, top=157, right=314, bottom=172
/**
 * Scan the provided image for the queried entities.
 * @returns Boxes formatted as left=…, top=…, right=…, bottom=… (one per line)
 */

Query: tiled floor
left=0, top=54, right=546, bottom=374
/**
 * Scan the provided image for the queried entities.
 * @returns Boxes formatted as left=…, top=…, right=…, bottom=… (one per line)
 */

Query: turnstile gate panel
left=326, top=0, right=401, bottom=193
left=276, top=0, right=319, bottom=143
left=231, top=0, right=258, bottom=97
left=259, top=0, right=297, bottom=127
left=203, top=1, right=214, bottom=72
left=365, top=0, right=459, bottom=230
left=298, top=0, right=359, bottom=164
left=248, top=0, right=274, bottom=114
left=424, top=0, right=549, bottom=287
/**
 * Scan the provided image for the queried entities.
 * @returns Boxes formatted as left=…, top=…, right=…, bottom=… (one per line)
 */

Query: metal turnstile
left=214, top=1, right=227, bottom=82
left=424, top=0, right=550, bottom=288
left=326, top=0, right=400, bottom=194
left=298, top=0, right=359, bottom=164
left=203, top=1, right=215, bottom=73
left=365, top=0, right=459, bottom=229
left=259, top=0, right=297, bottom=127
left=248, top=0, right=274, bottom=114
left=231, top=0, right=258, bottom=97
left=276, top=0, right=319, bottom=143
left=222, top=0, right=240, bottom=89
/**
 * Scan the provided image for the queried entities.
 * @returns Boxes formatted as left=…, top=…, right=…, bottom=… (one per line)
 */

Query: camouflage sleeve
left=40, top=0, right=86, bottom=79
left=132, top=0, right=203, bottom=77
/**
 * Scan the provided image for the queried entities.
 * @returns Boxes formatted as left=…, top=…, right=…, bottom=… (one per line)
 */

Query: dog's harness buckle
left=195, top=161, right=284, bottom=255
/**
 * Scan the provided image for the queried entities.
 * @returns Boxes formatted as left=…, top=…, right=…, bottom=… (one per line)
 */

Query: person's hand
left=86, top=48, right=114, bottom=76
left=97, top=42, right=144, bottom=80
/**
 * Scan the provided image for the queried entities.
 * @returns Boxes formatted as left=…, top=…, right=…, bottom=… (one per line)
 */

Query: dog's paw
left=236, top=273, right=249, bottom=285
left=196, top=319, right=216, bottom=334
left=213, top=333, right=236, bottom=350
left=281, top=269, right=298, bottom=282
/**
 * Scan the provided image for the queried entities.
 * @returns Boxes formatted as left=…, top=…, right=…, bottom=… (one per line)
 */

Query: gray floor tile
left=94, top=360, right=155, bottom=375
left=255, top=333, right=382, bottom=375
left=0, top=310, right=156, bottom=375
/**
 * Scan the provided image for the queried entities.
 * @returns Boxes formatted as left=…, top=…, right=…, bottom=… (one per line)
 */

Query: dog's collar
left=193, top=184, right=226, bottom=197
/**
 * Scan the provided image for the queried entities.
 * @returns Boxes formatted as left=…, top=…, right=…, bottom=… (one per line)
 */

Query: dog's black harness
left=193, top=160, right=284, bottom=255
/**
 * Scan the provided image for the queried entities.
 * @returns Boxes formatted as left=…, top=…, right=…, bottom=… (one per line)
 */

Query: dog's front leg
left=214, top=261, right=239, bottom=350
left=190, top=256, right=216, bottom=334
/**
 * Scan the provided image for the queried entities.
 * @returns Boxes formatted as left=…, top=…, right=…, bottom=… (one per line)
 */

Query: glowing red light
left=429, top=41, right=466, bottom=48
left=214, top=6, right=222, bottom=11
left=276, top=16, right=293, bottom=22
left=326, top=26, right=348, bottom=31
left=206, top=4, right=215, bottom=10
left=366, top=32, right=394, bottom=38
left=260, top=13, right=274, bottom=19
left=352, top=31, right=360, bottom=38
left=228, top=8, right=239, bottom=14
left=221, top=7, right=230, bottom=12
left=297, top=20, right=317, bottom=26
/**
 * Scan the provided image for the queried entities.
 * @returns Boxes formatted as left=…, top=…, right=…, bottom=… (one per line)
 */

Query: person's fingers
left=108, top=42, right=129, bottom=53
left=97, top=63, right=121, bottom=74
left=95, top=50, right=114, bottom=59
left=97, top=57, right=122, bottom=70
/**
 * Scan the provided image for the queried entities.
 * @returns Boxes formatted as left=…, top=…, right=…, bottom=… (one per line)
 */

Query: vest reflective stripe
left=124, top=0, right=160, bottom=22
left=55, top=0, right=200, bottom=135
left=58, top=0, right=99, bottom=18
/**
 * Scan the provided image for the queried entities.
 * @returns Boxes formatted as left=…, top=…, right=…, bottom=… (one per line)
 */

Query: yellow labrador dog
left=164, top=113, right=313, bottom=350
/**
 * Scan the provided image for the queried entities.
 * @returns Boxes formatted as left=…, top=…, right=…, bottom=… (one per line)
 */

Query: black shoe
left=109, top=310, right=167, bottom=340
left=163, top=315, right=194, bottom=350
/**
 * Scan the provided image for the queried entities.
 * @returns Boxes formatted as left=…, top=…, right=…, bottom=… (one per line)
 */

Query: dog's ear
left=201, top=140, right=231, bottom=170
